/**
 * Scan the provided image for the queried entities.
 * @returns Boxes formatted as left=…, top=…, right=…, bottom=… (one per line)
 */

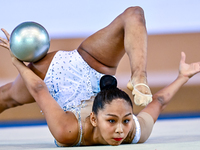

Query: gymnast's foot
left=127, top=74, right=152, bottom=106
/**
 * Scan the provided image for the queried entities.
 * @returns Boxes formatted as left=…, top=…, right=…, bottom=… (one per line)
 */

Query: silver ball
left=10, top=21, right=50, bottom=62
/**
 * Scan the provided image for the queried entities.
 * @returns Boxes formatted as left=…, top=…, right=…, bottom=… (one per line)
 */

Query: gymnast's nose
left=115, top=123, right=123, bottom=134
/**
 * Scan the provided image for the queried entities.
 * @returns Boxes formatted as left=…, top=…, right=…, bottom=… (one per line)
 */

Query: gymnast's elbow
left=152, top=95, right=167, bottom=111
left=29, top=80, right=48, bottom=97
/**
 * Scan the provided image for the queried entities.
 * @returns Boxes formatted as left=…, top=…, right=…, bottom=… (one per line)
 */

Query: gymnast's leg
left=0, top=51, right=56, bottom=113
left=78, top=7, right=151, bottom=98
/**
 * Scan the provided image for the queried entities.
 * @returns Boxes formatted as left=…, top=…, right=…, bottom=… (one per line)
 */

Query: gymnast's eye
left=123, top=119, right=130, bottom=124
left=108, top=119, right=115, bottom=123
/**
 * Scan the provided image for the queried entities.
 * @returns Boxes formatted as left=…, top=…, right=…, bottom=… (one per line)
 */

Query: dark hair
left=92, top=75, right=133, bottom=115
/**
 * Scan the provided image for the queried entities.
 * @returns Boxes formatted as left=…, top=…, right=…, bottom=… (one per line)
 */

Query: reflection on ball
left=10, top=21, right=50, bottom=62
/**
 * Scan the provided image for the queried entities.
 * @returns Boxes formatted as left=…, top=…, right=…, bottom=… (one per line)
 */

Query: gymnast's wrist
left=177, top=74, right=189, bottom=84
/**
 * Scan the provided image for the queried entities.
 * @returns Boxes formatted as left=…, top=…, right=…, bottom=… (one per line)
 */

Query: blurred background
left=0, top=0, right=200, bottom=124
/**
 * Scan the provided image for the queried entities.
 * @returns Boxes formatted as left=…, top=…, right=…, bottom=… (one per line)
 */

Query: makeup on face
left=96, top=99, right=133, bottom=145
left=113, top=138, right=123, bottom=141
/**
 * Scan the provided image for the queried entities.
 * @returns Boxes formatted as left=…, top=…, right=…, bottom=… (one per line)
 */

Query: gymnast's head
left=90, top=75, right=133, bottom=146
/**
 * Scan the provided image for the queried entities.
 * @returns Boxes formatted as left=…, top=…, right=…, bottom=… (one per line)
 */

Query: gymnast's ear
left=90, top=112, right=97, bottom=127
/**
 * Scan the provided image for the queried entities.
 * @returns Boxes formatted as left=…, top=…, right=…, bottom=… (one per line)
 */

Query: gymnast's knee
left=0, top=98, right=22, bottom=113
left=0, top=84, right=22, bottom=112
left=5, top=99, right=22, bottom=110
left=122, top=6, right=146, bottom=24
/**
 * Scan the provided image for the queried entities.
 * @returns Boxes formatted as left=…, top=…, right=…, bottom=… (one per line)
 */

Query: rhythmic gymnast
left=0, top=6, right=200, bottom=147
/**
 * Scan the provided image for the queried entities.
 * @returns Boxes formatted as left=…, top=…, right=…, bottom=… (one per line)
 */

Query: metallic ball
left=10, top=21, right=50, bottom=62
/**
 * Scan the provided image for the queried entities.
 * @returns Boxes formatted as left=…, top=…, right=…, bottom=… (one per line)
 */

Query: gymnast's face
left=93, top=98, right=133, bottom=146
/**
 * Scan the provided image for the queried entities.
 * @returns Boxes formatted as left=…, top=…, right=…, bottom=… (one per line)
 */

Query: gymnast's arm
left=137, top=52, right=200, bottom=143
left=13, top=59, right=79, bottom=144
left=1, top=28, right=79, bottom=146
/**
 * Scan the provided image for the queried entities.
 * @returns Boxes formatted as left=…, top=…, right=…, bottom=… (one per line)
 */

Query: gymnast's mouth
left=113, top=138, right=123, bottom=141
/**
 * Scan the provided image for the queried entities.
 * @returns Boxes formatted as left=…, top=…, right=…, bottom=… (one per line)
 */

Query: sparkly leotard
left=43, top=49, right=141, bottom=146
left=44, top=50, right=104, bottom=109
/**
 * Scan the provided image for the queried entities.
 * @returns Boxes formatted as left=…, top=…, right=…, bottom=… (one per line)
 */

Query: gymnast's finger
left=1, top=28, right=10, bottom=40
left=0, top=42, right=9, bottom=50
left=180, top=51, right=186, bottom=64
left=0, top=36, right=8, bottom=44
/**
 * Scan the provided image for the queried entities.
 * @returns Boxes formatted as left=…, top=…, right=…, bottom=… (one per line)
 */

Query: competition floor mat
left=0, top=118, right=200, bottom=150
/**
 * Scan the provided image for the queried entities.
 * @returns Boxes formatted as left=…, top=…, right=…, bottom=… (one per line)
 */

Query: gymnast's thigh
left=29, top=51, right=58, bottom=79
left=77, top=14, right=125, bottom=74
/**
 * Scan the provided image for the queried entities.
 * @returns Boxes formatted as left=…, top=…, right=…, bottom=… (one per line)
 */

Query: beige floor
left=0, top=118, right=200, bottom=150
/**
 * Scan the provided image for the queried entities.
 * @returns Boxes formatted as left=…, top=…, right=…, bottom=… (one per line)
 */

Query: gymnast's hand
left=127, top=79, right=152, bottom=107
left=179, top=51, right=200, bottom=78
left=0, top=28, right=22, bottom=63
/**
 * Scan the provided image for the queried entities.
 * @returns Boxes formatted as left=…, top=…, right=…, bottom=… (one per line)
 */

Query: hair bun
left=100, top=75, right=117, bottom=91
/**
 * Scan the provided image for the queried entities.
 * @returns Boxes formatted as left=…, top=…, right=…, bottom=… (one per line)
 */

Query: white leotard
left=44, top=49, right=104, bottom=109
left=132, top=115, right=141, bottom=143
